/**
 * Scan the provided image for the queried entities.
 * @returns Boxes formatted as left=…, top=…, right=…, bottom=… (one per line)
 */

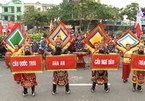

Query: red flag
left=6, top=21, right=14, bottom=35
left=135, top=9, right=143, bottom=38
left=0, top=22, right=2, bottom=34
left=135, top=23, right=142, bottom=37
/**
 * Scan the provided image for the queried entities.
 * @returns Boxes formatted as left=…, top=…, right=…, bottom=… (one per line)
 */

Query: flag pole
left=139, top=0, right=143, bottom=32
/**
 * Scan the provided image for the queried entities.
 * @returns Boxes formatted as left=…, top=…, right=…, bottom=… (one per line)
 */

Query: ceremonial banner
left=85, top=23, right=110, bottom=48
left=131, top=54, right=145, bottom=71
left=47, top=21, right=72, bottom=48
left=45, top=54, right=77, bottom=71
left=116, top=29, right=139, bottom=48
left=3, top=23, right=29, bottom=51
left=10, top=55, right=43, bottom=74
left=91, top=53, right=120, bottom=70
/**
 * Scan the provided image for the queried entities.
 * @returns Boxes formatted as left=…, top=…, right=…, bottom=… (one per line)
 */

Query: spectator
left=31, top=39, right=39, bottom=53
left=75, top=35, right=84, bottom=52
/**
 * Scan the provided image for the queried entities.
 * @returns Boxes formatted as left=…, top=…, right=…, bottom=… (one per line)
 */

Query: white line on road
left=70, top=83, right=110, bottom=86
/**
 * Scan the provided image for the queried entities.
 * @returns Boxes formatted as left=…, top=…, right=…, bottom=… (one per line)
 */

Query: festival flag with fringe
left=84, top=22, right=109, bottom=48
left=116, top=29, right=139, bottom=48
left=47, top=21, right=72, bottom=48
left=3, top=23, right=29, bottom=51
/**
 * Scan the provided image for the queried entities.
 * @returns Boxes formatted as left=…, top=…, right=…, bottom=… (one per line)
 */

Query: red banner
left=91, top=53, right=120, bottom=70
left=131, top=54, right=145, bottom=70
left=0, top=22, right=2, bottom=34
left=10, top=55, right=43, bottom=74
left=45, top=54, right=77, bottom=71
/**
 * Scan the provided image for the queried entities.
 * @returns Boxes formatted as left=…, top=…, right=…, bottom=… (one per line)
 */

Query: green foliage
left=23, top=1, right=120, bottom=32
left=47, top=5, right=60, bottom=21
left=47, top=1, right=119, bottom=21
left=22, top=6, right=49, bottom=31
left=23, top=7, right=36, bottom=27
left=27, top=33, right=44, bottom=43
left=59, top=2, right=74, bottom=19
left=119, top=3, right=139, bottom=21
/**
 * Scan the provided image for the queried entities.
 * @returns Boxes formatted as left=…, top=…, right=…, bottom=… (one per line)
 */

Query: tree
left=23, top=1, right=120, bottom=32
left=23, top=6, right=49, bottom=31
left=119, top=3, right=139, bottom=21
left=59, top=2, right=75, bottom=20
left=47, top=5, right=60, bottom=21
left=76, top=0, right=119, bottom=32
left=22, top=6, right=38, bottom=29
left=33, top=12, right=49, bottom=31
left=78, top=0, right=99, bottom=31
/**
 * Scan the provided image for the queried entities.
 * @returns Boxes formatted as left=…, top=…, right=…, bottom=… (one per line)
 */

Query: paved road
left=0, top=58, right=145, bottom=101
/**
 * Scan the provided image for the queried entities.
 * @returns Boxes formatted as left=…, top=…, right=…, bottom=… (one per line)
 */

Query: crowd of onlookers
left=0, top=32, right=117, bottom=59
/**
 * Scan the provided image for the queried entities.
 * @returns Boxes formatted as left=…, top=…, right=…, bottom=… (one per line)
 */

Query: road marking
left=70, top=83, right=110, bottom=86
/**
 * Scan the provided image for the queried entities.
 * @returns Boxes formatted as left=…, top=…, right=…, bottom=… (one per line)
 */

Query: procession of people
left=1, top=21, right=145, bottom=98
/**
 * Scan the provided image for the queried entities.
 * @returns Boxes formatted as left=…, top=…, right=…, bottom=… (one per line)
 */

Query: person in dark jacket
left=31, top=39, right=39, bottom=53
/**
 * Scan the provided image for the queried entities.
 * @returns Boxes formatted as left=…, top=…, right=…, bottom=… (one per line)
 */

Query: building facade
left=63, top=0, right=101, bottom=3
left=1, top=0, right=23, bottom=22
left=24, top=1, right=55, bottom=12
left=1, top=0, right=55, bottom=22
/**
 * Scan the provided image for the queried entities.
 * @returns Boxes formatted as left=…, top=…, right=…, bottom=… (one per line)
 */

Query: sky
left=0, top=0, right=145, bottom=8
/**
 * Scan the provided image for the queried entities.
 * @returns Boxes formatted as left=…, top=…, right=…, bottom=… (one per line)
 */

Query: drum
left=4, top=52, right=12, bottom=68
left=73, top=52, right=87, bottom=68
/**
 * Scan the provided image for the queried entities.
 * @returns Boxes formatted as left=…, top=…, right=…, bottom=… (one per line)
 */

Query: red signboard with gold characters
left=45, top=54, right=77, bottom=71
left=131, top=54, right=145, bottom=71
left=91, top=53, right=120, bottom=70
left=10, top=55, right=43, bottom=74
